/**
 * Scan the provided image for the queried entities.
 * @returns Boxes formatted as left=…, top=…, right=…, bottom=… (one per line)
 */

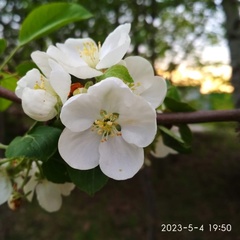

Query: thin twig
left=1, top=86, right=240, bottom=124
left=157, top=109, right=240, bottom=124
left=0, top=86, right=21, bottom=104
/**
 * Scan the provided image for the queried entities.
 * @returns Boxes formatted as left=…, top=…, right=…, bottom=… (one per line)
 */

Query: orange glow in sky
left=156, top=64, right=233, bottom=94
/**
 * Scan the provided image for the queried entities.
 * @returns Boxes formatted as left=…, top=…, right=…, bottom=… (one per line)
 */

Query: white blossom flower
left=0, top=167, right=12, bottom=205
left=15, top=59, right=71, bottom=121
left=150, top=135, right=178, bottom=158
left=36, top=181, right=75, bottom=212
left=23, top=163, right=75, bottom=212
left=58, top=77, right=157, bottom=180
left=46, top=23, right=131, bottom=79
left=123, top=56, right=167, bottom=109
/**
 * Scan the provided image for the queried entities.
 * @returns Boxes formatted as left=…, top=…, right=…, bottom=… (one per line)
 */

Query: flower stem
left=0, top=45, right=22, bottom=71
left=20, top=160, right=33, bottom=190
left=0, top=143, right=8, bottom=149
left=0, top=86, right=21, bottom=103
left=0, top=158, right=12, bottom=165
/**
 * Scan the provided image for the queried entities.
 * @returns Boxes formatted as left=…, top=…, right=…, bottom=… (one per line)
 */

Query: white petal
left=21, top=88, right=57, bottom=121
left=31, top=51, right=52, bottom=77
left=150, top=135, right=178, bottom=158
left=124, top=56, right=167, bottom=108
left=97, top=23, right=131, bottom=69
left=15, top=69, right=41, bottom=98
left=59, top=183, right=75, bottom=196
left=119, top=95, right=157, bottom=147
left=63, top=65, right=102, bottom=79
left=48, top=59, right=71, bottom=104
left=87, top=77, right=130, bottom=112
left=65, top=38, right=99, bottom=63
left=47, top=44, right=84, bottom=68
left=0, top=171, right=12, bottom=205
left=47, top=40, right=103, bottom=79
left=124, top=56, right=154, bottom=80
left=60, top=94, right=100, bottom=132
left=64, top=37, right=97, bottom=59
left=23, top=175, right=38, bottom=202
left=58, top=128, right=101, bottom=170
left=36, top=181, right=62, bottom=212
left=99, top=136, right=144, bottom=180
left=140, top=76, right=167, bottom=109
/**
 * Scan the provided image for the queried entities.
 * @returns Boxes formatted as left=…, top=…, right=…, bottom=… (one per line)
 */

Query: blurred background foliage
left=0, top=0, right=223, bottom=68
left=0, top=0, right=233, bottom=108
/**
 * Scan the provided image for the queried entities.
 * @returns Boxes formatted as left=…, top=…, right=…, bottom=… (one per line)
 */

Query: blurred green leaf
left=0, top=39, right=7, bottom=55
left=6, top=126, right=62, bottom=161
left=97, top=65, right=134, bottom=83
left=166, top=81, right=181, bottom=101
left=178, top=124, right=192, bottom=144
left=159, top=125, right=192, bottom=153
left=19, top=3, right=92, bottom=45
left=42, top=153, right=71, bottom=184
left=67, top=166, right=108, bottom=196
left=16, top=61, right=37, bottom=76
left=159, top=125, right=184, bottom=144
left=164, top=97, right=195, bottom=112
left=0, top=72, right=18, bottom=111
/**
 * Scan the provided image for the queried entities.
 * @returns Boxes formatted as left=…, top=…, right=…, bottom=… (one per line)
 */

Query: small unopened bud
left=8, top=194, right=22, bottom=211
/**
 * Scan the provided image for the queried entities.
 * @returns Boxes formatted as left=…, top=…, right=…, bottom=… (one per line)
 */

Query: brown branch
left=157, top=109, right=240, bottom=124
left=1, top=87, right=240, bottom=124
left=0, top=86, right=21, bottom=104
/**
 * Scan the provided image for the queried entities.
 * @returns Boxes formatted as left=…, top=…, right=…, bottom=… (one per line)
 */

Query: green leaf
left=6, top=126, right=62, bottom=161
left=42, top=153, right=71, bottom=183
left=178, top=124, right=192, bottom=144
left=164, top=97, right=195, bottom=112
left=0, top=39, right=7, bottom=55
left=159, top=125, right=184, bottom=144
left=96, top=65, right=134, bottom=83
left=166, top=81, right=181, bottom=101
left=164, top=80, right=195, bottom=112
left=0, top=72, right=18, bottom=111
left=67, top=166, right=108, bottom=196
left=16, top=61, right=37, bottom=77
left=159, top=125, right=192, bottom=153
left=19, top=3, right=92, bottom=45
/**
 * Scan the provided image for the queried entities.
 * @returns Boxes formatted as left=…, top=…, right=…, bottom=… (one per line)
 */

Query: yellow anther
left=107, top=121, right=112, bottom=126
left=79, top=41, right=99, bottom=68
left=92, top=109, right=121, bottom=142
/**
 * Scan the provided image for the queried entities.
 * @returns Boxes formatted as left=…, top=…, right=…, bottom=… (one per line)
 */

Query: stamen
left=79, top=41, right=99, bottom=68
left=92, top=109, right=121, bottom=142
left=34, top=75, right=46, bottom=90
left=129, top=82, right=141, bottom=91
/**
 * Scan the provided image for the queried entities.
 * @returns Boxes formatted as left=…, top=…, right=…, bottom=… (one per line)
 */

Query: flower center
left=92, top=110, right=121, bottom=142
left=33, top=74, right=57, bottom=98
left=80, top=41, right=100, bottom=68
left=34, top=75, right=46, bottom=90
left=127, top=82, right=142, bottom=93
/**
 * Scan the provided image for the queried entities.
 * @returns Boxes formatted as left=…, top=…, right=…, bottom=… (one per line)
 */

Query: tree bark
left=222, top=0, right=240, bottom=108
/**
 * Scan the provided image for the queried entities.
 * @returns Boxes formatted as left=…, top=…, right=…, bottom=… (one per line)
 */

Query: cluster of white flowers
left=15, top=23, right=167, bottom=180
left=6, top=23, right=167, bottom=211
left=0, top=162, right=74, bottom=212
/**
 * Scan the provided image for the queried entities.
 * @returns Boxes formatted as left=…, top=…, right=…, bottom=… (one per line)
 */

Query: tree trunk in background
left=222, top=0, right=240, bottom=108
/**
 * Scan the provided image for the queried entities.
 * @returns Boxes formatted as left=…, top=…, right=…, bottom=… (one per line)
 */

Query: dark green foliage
left=67, top=166, right=109, bottom=196
left=5, top=125, right=62, bottom=162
